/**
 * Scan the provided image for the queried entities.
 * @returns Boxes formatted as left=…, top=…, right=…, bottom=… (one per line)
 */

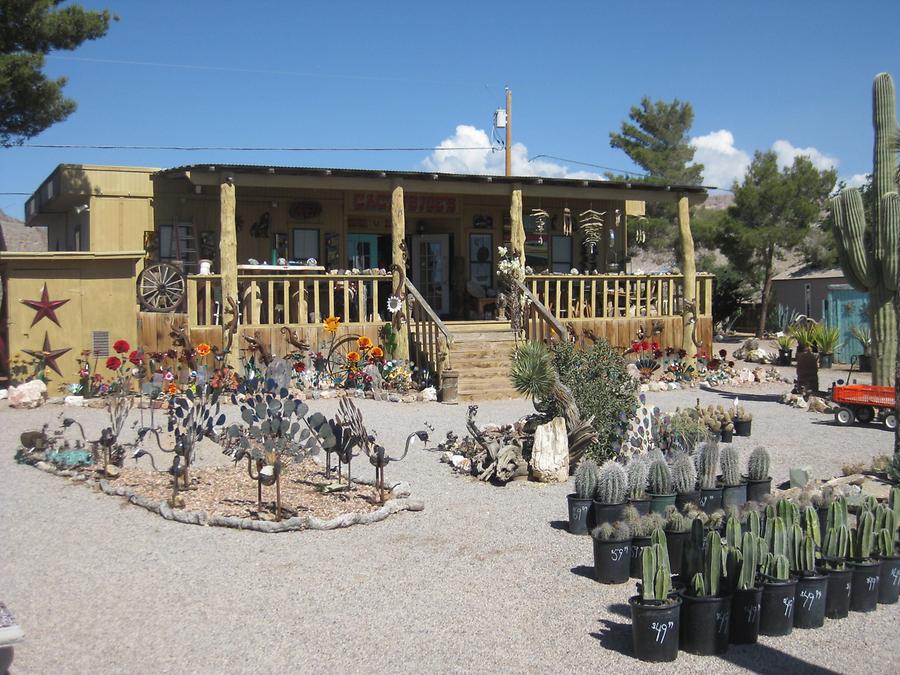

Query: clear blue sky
left=2, top=0, right=899, bottom=217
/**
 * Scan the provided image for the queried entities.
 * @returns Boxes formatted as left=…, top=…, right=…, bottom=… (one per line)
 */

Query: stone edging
left=30, top=460, right=424, bottom=533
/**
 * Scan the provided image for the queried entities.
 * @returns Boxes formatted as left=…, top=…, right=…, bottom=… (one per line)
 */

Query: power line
left=528, top=154, right=650, bottom=178
left=17, top=143, right=499, bottom=152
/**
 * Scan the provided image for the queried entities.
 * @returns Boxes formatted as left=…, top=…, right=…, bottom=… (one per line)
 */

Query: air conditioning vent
left=92, top=331, right=109, bottom=357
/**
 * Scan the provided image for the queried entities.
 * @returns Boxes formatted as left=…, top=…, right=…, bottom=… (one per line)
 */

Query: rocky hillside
left=0, top=209, right=46, bottom=252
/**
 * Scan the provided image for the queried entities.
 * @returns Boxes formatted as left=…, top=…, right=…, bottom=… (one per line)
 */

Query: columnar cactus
left=749, top=509, right=761, bottom=538
left=625, top=457, right=649, bottom=500
left=725, top=514, right=742, bottom=549
left=705, top=530, right=722, bottom=596
left=747, top=446, right=770, bottom=481
left=854, top=510, right=876, bottom=560
left=803, top=505, right=821, bottom=547
left=823, top=524, right=851, bottom=570
left=720, top=446, right=741, bottom=487
left=671, top=452, right=697, bottom=495
left=574, top=459, right=599, bottom=499
left=648, top=459, right=673, bottom=495
left=698, top=440, right=719, bottom=490
left=596, top=460, right=627, bottom=504
left=830, top=73, right=899, bottom=386
left=641, top=542, right=672, bottom=601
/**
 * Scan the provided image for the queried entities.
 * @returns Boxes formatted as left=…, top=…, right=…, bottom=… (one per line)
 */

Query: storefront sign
left=351, top=192, right=457, bottom=215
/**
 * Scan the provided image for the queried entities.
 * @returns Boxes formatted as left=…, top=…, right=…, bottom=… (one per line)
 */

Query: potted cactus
left=745, top=446, right=772, bottom=502
left=591, top=521, right=632, bottom=584
left=822, top=497, right=854, bottom=619
left=776, top=334, right=794, bottom=366
left=849, top=325, right=872, bottom=372
left=733, top=405, right=752, bottom=436
left=875, top=501, right=900, bottom=604
left=671, top=452, right=699, bottom=511
left=697, top=441, right=723, bottom=514
left=627, top=509, right=666, bottom=579
left=626, top=457, right=650, bottom=515
left=629, top=538, right=681, bottom=663
left=647, top=458, right=676, bottom=514
left=729, top=532, right=766, bottom=645
left=664, top=510, right=693, bottom=576
left=792, top=531, right=828, bottom=629
left=849, top=509, right=882, bottom=612
left=679, top=528, right=731, bottom=655
left=567, top=459, right=597, bottom=535
left=593, top=460, right=628, bottom=526
left=811, top=323, right=841, bottom=369
left=720, top=446, right=747, bottom=508
left=758, top=517, right=798, bottom=636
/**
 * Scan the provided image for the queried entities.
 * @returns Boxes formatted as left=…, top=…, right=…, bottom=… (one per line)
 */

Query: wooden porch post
left=220, top=176, right=240, bottom=370
left=677, top=195, right=698, bottom=364
left=391, top=183, right=410, bottom=359
left=510, top=186, right=525, bottom=266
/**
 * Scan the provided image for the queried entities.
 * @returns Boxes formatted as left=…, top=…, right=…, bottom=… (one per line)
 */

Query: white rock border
left=29, top=460, right=423, bottom=533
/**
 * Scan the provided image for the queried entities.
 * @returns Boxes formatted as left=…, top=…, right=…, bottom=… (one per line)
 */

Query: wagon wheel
left=137, top=263, right=186, bottom=312
left=326, top=334, right=364, bottom=381
left=884, top=413, right=897, bottom=431
left=834, top=406, right=855, bottom=426
left=855, top=406, right=875, bottom=424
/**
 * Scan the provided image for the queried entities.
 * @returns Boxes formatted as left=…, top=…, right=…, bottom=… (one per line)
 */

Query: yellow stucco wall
left=2, top=252, right=143, bottom=390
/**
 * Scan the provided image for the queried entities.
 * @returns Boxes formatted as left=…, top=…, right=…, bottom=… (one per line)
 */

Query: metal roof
left=153, top=163, right=710, bottom=194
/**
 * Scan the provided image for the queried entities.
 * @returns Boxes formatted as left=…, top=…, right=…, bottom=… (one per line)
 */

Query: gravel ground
left=1, top=381, right=897, bottom=674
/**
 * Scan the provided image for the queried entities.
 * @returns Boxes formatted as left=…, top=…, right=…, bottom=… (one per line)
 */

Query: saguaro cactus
left=831, top=73, right=899, bottom=386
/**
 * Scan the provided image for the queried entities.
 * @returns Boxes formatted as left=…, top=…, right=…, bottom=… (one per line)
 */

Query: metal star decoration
left=20, top=283, right=69, bottom=327
left=22, top=332, right=71, bottom=377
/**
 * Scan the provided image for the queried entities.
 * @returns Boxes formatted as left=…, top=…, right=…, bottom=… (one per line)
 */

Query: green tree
left=0, top=1, right=114, bottom=146
left=608, top=97, right=705, bottom=253
left=804, top=174, right=873, bottom=269
left=717, top=151, right=836, bottom=336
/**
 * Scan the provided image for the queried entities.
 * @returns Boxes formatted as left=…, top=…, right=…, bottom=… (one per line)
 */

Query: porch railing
left=512, top=278, right=569, bottom=344
left=186, top=272, right=393, bottom=327
left=524, top=273, right=713, bottom=321
left=404, top=277, right=453, bottom=377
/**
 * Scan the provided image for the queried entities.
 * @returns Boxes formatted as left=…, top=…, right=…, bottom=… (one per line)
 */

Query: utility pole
left=505, top=87, right=512, bottom=176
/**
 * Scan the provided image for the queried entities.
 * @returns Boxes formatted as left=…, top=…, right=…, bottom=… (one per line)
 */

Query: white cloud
left=842, top=173, right=867, bottom=188
left=771, top=139, right=839, bottom=172
left=422, top=124, right=599, bottom=179
left=689, top=129, right=751, bottom=190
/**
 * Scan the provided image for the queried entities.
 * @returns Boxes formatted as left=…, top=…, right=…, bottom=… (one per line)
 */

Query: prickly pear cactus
left=830, top=73, right=899, bottom=386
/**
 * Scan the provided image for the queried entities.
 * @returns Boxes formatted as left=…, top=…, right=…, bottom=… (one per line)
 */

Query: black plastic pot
left=819, top=352, right=834, bottom=369
left=849, top=559, right=882, bottom=612
left=721, top=483, right=748, bottom=509
left=733, top=419, right=752, bottom=437
left=745, top=478, right=771, bottom=503
left=592, top=537, right=632, bottom=584
left=698, top=487, right=723, bottom=514
left=857, top=354, right=871, bottom=372
left=720, top=429, right=734, bottom=443
left=629, top=497, right=650, bottom=516
left=824, top=567, right=853, bottom=619
left=630, top=536, right=652, bottom=579
left=630, top=595, right=682, bottom=663
left=666, top=530, right=689, bottom=576
left=877, top=555, right=900, bottom=604
left=679, top=592, right=731, bottom=655
left=793, top=573, right=828, bottom=629
left=759, top=578, right=797, bottom=636
left=674, top=490, right=700, bottom=512
left=730, top=586, right=762, bottom=644
left=592, top=500, right=627, bottom=529
left=566, top=494, right=592, bottom=535
left=648, top=492, right=677, bottom=515
left=777, top=348, right=791, bottom=366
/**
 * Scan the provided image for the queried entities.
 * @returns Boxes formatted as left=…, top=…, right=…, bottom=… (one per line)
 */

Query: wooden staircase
left=444, top=320, right=521, bottom=401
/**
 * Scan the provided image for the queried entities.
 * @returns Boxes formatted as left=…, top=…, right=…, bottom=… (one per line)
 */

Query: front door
left=411, top=234, right=450, bottom=316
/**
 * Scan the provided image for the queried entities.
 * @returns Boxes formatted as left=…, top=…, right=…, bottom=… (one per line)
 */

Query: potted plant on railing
left=630, top=535, right=681, bottom=663
left=626, top=457, right=650, bottom=515
left=875, top=501, right=900, bottom=605
left=697, top=441, right=723, bottom=514
left=672, top=452, right=699, bottom=511
left=720, top=446, right=747, bottom=508
left=776, top=334, right=794, bottom=366
left=567, top=459, right=597, bottom=535
left=849, top=325, right=872, bottom=372
left=680, top=526, right=731, bottom=655
left=591, top=521, right=632, bottom=584
left=849, top=509, right=882, bottom=612
left=792, top=531, right=828, bottom=629
left=822, top=497, right=853, bottom=620
left=728, top=531, right=766, bottom=644
left=647, top=458, right=675, bottom=514
left=758, top=517, right=797, bottom=637
left=745, top=446, right=771, bottom=502
left=593, top=460, right=628, bottom=526
left=733, top=405, right=752, bottom=437
left=812, top=323, right=842, bottom=369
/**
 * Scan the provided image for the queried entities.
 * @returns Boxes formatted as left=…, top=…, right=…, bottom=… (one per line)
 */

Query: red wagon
left=831, top=384, right=896, bottom=430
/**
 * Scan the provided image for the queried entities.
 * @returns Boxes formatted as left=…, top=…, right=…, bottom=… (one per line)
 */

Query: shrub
left=546, top=339, right=638, bottom=463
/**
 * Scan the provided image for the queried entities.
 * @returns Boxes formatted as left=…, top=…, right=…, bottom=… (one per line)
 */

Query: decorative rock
left=648, top=381, right=661, bottom=392
left=626, top=363, right=641, bottom=380
left=753, top=367, right=767, bottom=382
left=790, top=466, right=813, bottom=488
left=264, top=358, right=293, bottom=390
left=639, top=383, right=649, bottom=392
left=440, top=451, right=453, bottom=463
left=391, top=481, right=412, bottom=498
left=529, top=416, right=569, bottom=483
left=450, top=454, right=471, bottom=472
left=0, top=389, right=7, bottom=400
left=807, top=396, right=832, bottom=413
left=8, top=379, right=47, bottom=408
left=104, top=465, right=120, bottom=479
left=388, top=393, right=401, bottom=402
left=421, top=386, right=437, bottom=402
left=362, top=364, right=383, bottom=389
left=64, top=395, right=86, bottom=406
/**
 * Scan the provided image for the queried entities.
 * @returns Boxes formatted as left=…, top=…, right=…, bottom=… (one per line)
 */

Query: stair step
left=445, top=320, right=510, bottom=332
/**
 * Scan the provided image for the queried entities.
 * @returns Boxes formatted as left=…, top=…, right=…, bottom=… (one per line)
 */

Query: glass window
left=292, top=228, right=319, bottom=263
left=347, top=233, right=389, bottom=270
left=551, top=236, right=572, bottom=273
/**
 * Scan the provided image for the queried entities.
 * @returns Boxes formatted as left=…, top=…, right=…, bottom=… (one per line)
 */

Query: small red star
left=20, top=283, right=69, bottom=327
left=22, top=332, right=71, bottom=377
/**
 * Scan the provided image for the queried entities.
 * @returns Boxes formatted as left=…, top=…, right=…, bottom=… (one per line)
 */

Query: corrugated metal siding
left=825, top=284, right=869, bottom=364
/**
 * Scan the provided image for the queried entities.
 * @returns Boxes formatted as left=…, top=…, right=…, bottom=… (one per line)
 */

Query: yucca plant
left=811, top=323, right=842, bottom=355
left=788, top=322, right=816, bottom=352
left=849, top=324, right=872, bottom=356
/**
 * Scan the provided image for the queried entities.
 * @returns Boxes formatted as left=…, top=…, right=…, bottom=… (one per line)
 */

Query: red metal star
left=22, top=332, right=71, bottom=377
left=20, top=283, right=69, bottom=327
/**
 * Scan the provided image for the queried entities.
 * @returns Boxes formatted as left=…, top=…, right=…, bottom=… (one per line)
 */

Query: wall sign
left=288, top=201, right=322, bottom=220
left=351, top=192, right=458, bottom=215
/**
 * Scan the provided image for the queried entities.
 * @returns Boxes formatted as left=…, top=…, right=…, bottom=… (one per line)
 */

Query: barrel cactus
left=671, top=452, right=697, bottom=495
left=574, top=459, right=599, bottom=499
left=698, top=440, right=719, bottom=490
left=648, top=459, right=673, bottom=495
left=596, top=460, right=627, bottom=504
left=747, top=446, right=770, bottom=481
left=720, top=445, right=741, bottom=487
left=625, top=457, right=649, bottom=500
left=830, top=72, right=899, bottom=386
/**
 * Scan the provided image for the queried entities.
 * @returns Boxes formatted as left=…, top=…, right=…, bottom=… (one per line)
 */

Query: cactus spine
left=596, top=461, right=627, bottom=504
left=574, top=459, right=599, bottom=499
left=671, top=452, right=697, bottom=495
left=625, top=458, right=649, bottom=500
left=830, top=72, right=899, bottom=386
left=746, top=446, right=770, bottom=481
left=720, top=445, right=741, bottom=487
left=698, top=441, right=719, bottom=490
left=648, top=459, right=673, bottom=495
